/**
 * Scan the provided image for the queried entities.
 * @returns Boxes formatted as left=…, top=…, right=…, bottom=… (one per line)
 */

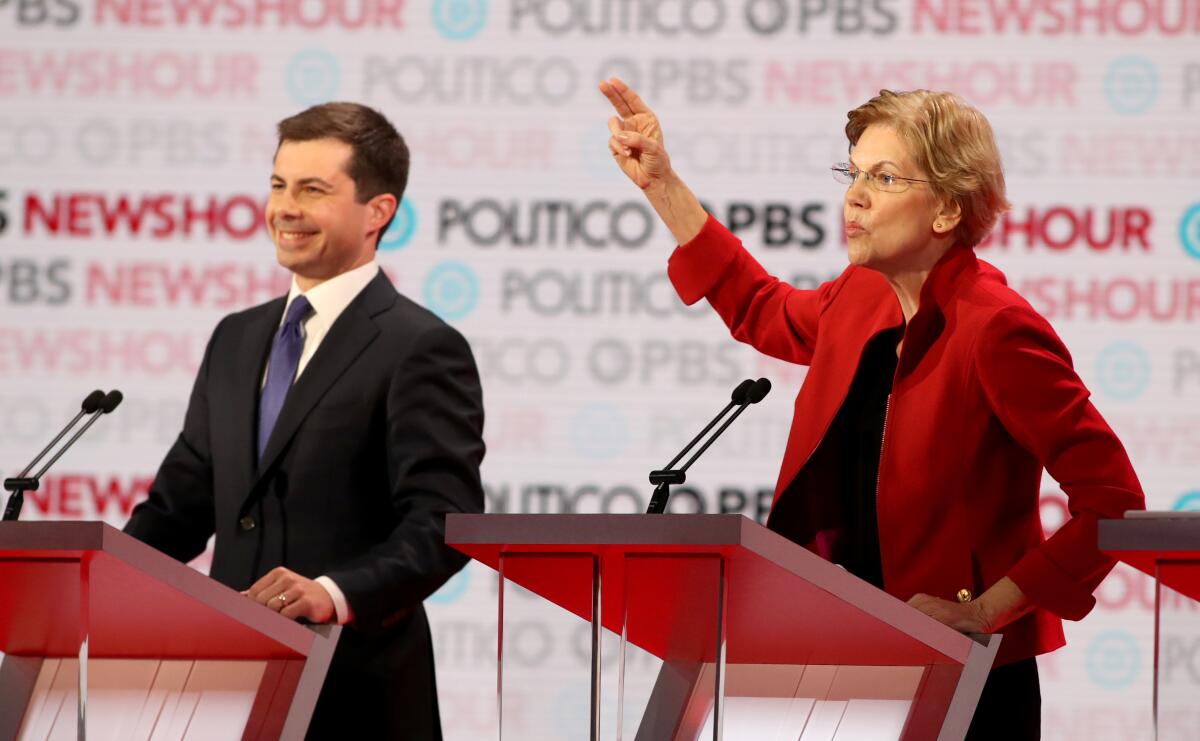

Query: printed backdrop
left=3, top=1, right=1200, bottom=738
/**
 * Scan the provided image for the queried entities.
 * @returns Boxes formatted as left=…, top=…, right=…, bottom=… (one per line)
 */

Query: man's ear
left=366, top=193, right=398, bottom=239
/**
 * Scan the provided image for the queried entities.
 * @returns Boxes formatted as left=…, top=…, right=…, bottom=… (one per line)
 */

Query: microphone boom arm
left=646, top=378, right=770, bottom=515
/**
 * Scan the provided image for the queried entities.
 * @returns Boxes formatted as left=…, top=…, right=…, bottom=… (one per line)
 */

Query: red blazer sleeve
left=667, top=214, right=846, bottom=366
left=974, top=305, right=1145, bottom=620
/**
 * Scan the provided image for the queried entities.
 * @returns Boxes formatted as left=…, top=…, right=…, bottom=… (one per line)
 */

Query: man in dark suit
left=124, top=102, right=485, bottom=740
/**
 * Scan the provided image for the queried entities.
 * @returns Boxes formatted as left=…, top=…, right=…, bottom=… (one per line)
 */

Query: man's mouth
left=277, top=229, right=317, bottom=244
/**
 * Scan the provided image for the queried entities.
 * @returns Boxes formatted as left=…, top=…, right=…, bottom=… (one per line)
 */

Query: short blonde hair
left=845, top=90, right=1010, bottom=248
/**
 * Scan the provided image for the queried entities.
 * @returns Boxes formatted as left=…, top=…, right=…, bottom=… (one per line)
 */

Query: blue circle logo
left=380, top=199, right=417, bottom=250
left=1180, top=204, right=1200, bottom=260
left=432, top=0, right=488, bottom=40
left=570, top=403, right=628, bottom=460
left=423, top=261, right=480, bottom=321
left=427, top=567, right=470, bottom=605
left=1104, top=57, right=1158, bottom=115
left=1086, top=631, right=1140, bottom=689
left=1173, top=491, right=1200, bottom=512
left=1095, top=342, right=1151, bottom=401
left=285, top=49, right=341, bottom=106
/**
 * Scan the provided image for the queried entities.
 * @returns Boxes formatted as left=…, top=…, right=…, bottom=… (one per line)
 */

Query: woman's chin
left=847, top=241, right=871, bottom=266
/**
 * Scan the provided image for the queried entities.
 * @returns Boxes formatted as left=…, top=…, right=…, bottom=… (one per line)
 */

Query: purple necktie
left=258, top=295, right=312, bottom=459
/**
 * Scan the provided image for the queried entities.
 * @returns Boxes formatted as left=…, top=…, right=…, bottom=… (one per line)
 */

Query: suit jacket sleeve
left=667, top=213, right=849, bottom=366
left=123, top=319, right=220, bottom=562
left=324, top=323, right=485, bottom=631
left=975, top=305, right=1145, bottom=620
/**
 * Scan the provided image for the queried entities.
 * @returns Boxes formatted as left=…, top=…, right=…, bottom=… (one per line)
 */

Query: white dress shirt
left=267, top=259, right=380, bottom=625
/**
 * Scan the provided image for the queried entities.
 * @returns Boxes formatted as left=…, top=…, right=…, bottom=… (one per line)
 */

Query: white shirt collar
left=283, top=260, right=380, bottom=329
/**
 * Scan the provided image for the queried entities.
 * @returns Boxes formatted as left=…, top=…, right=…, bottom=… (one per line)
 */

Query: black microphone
left=3, top=389, right=123, bottom=521
left=729, top=378, right=756, bottom=405
left=745, top=377, right=771, bottom=404
left=97, top=390, right=123, bottom=414
left=646, top=378, right=773, bottom=514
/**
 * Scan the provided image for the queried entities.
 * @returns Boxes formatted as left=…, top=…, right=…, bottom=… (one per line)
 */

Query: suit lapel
left=246, top=272, right=397, bottom=504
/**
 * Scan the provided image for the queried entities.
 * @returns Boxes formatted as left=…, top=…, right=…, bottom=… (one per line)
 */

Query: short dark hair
left=276, top=102, right=410, bottom=247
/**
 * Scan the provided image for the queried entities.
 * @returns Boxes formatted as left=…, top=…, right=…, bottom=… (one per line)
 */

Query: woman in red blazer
left=600, top=78, right=1144, bottom=739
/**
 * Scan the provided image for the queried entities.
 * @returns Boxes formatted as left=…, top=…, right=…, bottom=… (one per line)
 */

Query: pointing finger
left=597, top=77, right=643, bottom=117
left=607, top=77, right=653, bottom=116
left=599, top=79, right=634, bottom=117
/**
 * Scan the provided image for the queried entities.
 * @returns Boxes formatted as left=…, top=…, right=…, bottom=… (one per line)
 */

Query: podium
left=0, top=522, right=340, bottom=741
left=448, top=514, right=1000, bottom=741
left=1100, top=513, right=1200, bottom=741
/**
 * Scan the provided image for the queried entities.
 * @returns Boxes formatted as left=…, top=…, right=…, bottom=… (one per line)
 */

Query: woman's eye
left=878, top=174, right=896, bottom=185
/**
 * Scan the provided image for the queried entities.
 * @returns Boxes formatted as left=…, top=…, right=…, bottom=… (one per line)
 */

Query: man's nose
left=273, top=192, right=303, bottom=219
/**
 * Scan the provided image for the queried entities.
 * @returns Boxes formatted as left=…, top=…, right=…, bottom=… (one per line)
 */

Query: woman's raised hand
left=600, top=77, right=671, bottom=190
left=599, top=77, right=707, bottom=244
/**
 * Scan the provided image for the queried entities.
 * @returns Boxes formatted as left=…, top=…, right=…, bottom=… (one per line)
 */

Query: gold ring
left=275, top=593, right=288, bottom=605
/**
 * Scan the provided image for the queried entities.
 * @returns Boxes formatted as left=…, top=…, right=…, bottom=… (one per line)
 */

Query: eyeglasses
left=831, top=163, right=931, bottom=194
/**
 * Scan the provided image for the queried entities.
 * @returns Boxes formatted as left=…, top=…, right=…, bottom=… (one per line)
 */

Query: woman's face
left=842, top=124, right=950, bottom=275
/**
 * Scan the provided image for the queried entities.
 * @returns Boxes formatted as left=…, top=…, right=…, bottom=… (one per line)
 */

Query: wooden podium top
left=448, top=513, right=988, bottom=668
left=0, top=521, right=322, bottom=660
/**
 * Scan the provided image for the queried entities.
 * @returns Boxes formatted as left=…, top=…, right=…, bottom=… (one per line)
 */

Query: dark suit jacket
left=125, top=270, right=485, bottom=739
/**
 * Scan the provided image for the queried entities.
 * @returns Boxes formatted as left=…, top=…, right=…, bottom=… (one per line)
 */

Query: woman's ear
left=933, top=197, right=963, bottom=235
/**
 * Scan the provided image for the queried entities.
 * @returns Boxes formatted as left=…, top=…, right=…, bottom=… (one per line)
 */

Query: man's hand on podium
left=245, top=566, right=336, bottom=624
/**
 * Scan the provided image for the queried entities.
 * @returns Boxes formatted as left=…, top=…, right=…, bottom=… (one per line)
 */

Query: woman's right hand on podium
left=599, top=77, right=708, bottom=245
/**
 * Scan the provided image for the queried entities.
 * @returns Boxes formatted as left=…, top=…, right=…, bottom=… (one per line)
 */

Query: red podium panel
left=449, top=513, right=1000, bottom=741
left=0, top=522, right=340, bottom=740
left=1101, top=513, right=1200, bottom=741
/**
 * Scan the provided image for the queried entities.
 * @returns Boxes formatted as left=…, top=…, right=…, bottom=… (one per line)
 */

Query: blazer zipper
left=873, top=391, right=893, bottom=587
left=876, top=392, right=893, bottom=501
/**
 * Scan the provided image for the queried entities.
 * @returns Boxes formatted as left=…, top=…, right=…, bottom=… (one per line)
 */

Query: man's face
left=267, top=138, right=390, bottom=289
